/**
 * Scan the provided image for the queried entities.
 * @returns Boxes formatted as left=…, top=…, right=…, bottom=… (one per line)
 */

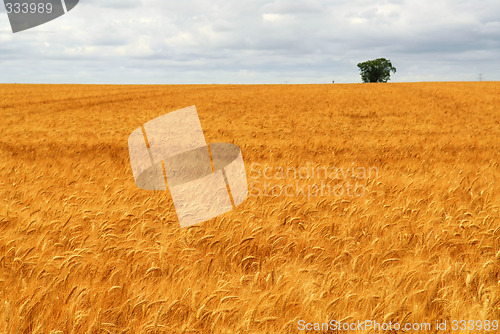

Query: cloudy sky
left=1, top=0, right=499, bottom=84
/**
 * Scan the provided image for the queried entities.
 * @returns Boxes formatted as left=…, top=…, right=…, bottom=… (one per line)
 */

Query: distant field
left=0, top=83, right=499, bottom=333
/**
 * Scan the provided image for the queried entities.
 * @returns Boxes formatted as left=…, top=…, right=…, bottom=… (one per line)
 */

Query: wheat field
left=0, top=83, right=499, bottom=333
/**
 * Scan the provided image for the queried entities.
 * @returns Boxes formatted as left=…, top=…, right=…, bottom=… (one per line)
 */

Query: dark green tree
left=357, top=58, right=396, bottom=83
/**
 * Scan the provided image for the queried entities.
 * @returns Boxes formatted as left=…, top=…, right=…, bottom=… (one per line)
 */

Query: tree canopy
left=357, top=58, right=396, bottom=83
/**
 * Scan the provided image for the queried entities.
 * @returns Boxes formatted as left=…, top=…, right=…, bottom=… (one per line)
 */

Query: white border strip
left=61, top=0, right=68, bottom=13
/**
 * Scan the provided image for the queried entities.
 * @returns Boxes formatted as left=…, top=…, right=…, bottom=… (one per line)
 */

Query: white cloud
left=262, top=13, right=292, bottom=23
left=349, top=17, right=367, bottom=24
left=0, top=0, right=499, bottom=83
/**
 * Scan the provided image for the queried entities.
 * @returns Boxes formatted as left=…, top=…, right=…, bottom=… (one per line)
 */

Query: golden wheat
left=0, top=83, right=499, bottom=333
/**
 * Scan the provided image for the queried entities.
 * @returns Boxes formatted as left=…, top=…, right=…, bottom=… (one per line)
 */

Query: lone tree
left=357, top=58, right=396, bottom=83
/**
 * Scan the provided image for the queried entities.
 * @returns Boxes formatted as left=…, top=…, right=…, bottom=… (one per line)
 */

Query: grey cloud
left=0, top=0, right=499, bottom=83
left=261, top=0, right=325, bottom=15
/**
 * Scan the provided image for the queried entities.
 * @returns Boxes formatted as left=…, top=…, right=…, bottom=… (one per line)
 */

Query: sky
left=0, top=0, right=499, bottom=84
